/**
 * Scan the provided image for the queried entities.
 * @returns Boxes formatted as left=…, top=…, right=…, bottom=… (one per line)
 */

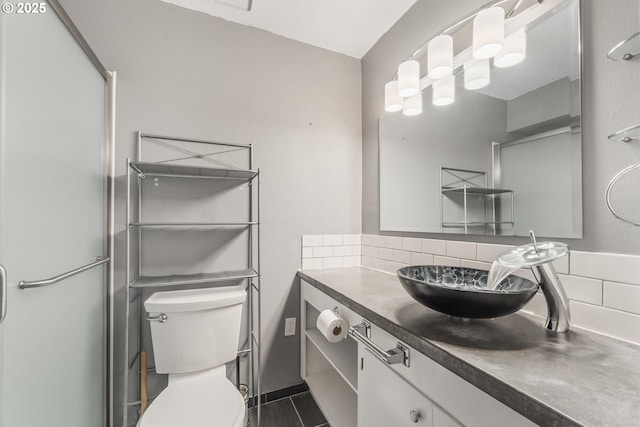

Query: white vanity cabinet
left=358, top=345, right=462, bottom=427
left=300, top=279, right=537, bottom=427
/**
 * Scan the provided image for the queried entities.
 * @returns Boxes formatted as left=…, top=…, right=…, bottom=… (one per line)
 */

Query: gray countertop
left=298, top=267, right=640, bottom=427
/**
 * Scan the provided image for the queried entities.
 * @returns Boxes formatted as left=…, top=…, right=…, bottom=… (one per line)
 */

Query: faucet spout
left=531, top=263, right=571, bottom=333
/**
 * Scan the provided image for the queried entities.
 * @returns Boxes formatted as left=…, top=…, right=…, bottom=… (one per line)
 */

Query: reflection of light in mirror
left=433, top=75, right=455, bottom=106
left=398, top=60, right=420, bottom=97
left=473, top=7, right=505, bottom=59
left=495, top=27, right=527, bottom=68
left=464, top=59, right=490, bottom=90
left=384, top=80, right=403, bottom=112
left=403, top=93, right=423, bottom=116
left=428, top=35, right=453, bottom=79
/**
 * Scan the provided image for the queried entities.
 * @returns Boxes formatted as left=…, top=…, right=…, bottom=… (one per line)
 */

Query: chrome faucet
left=497, top=231, right=571, bottom=333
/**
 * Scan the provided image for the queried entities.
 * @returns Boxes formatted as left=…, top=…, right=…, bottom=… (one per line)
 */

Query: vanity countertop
left=298, top=267, right=640, bottom=427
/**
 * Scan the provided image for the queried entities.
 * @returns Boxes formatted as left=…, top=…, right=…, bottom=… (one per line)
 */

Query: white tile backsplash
left=446, top=241, right=477, bottom=260
left=363, top=245, right=378, bottom=258
left=302, top=234, right=640, bottom=344
left=385, top=260, right=406, bottom=274
left=333, top=246, right=353, bottom=257
left=323, top=234, right=343, bottom=246
left=571, top=301, right=640, bottom=344
left=402, top=237, right=422, bottom=252
left=313, top=246, right=333, bottom=258
left=570, top=251, right=640, bottom=286
left=378, top=247, right=394, bottom=261
left=603, top=281, right=640, bottom=315
left=411, top=252, right=434, bottom=265
left=343, top=256, right=361, bottom=267
left=422, top=238, right=447, bottom=255
left=393, top=249, right=412, bottom=264
left=302, top=247, right=313, bottom=259
left=385, top=236, right=403, bottom=250
left=552, top=254, right=570, bottom=275
left=558, top=274, right=603, bottom=306
left=323, top=257, right=343, bottom=269
left=343, top=234, right=361, bottom=245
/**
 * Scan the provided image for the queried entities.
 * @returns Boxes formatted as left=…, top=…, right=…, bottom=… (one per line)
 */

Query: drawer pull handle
left=409, top=410, right=421, bottom=423
left=348, top=320, right=410, bottom=367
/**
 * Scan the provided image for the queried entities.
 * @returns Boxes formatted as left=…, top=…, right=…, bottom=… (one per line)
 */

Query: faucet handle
left=529, top=230, right=540, bottom=254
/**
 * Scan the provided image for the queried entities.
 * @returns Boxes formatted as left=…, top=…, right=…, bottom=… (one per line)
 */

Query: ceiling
left=159, top=0, right=418, bottom=58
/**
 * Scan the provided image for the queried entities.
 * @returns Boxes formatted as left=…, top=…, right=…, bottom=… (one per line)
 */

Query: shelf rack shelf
left=130, top=161, right=258, bottom=180
left=123, top=133, right=261, bottom=427
left=129, top=221, right=258, bottom=228
left=130, top=268, right=259, bottom=289
left=440, top=167, right=514, bottom=235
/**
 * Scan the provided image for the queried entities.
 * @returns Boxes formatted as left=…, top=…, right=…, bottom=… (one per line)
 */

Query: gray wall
left=362, top=0, right=640, bottom=255
left=58, top=0, right=362, bottom=422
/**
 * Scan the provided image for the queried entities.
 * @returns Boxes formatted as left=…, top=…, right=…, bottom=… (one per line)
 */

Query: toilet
left=139, top=286, right=247, bottom=427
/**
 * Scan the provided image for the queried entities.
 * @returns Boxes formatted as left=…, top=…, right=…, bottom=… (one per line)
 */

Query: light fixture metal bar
left=413, top=0, right=560, bottom=93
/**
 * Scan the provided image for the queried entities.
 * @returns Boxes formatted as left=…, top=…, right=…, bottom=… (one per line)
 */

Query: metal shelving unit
left=440, top=167, right=514, bottom=235
left=123, top=132, right=261, bottom=427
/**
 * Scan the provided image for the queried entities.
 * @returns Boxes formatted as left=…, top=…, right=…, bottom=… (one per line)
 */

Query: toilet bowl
left=137, top=366, right=245, bottom=427
left=138, top=286, right=247, bottom=427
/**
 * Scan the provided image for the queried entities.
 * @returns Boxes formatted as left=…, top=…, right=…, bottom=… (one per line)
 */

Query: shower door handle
left=0, top=264, right=7, bottom=323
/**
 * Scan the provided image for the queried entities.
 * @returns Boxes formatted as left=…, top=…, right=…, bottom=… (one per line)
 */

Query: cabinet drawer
left=358, top=345, right=463, bottom=427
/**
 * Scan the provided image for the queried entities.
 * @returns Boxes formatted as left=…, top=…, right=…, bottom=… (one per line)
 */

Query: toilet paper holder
left=349, top=319, right=410, bottom=367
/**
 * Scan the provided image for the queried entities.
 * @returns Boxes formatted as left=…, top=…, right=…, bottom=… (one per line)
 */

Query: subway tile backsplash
left=301, top=234, right=640, bottom=345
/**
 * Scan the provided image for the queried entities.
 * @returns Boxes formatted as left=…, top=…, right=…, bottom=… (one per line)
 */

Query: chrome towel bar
left=19, top=256, right=110, bottom=290
left=349, top=320, right=410, bottom=367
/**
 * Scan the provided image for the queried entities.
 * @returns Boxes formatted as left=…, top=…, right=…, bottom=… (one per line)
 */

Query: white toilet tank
left=144, top=286, right=247, bottom=374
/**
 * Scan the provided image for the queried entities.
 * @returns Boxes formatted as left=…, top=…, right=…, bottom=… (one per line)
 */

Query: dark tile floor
left=248, top=392, right=330, bottom=427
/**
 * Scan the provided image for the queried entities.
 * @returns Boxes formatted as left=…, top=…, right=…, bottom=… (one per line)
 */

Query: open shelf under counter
left=305, top=339, right=357, bottom=427
left=130, top=268, right=258, bottom=288
left=305, top=328, right=358, bottom=392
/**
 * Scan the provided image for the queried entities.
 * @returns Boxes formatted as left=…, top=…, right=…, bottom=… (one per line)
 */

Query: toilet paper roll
left=316, top=309, right=349, bottom=343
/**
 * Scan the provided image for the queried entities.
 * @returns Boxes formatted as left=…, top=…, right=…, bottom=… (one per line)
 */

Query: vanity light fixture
left=403, top=92, right=423, bottom=116
left=494, top=27, right=527, bottom=68
left=432, top=75, right=455, bottom=106
left=384, top=0, right=543, bottom=115
left=398, top=60, right=420, bottom=98
left=464, top=59, right=490, bottom=90
left=384, top=80, right=403, bottom=112
left=473, top=7, right=505, bottom=59
left=427, top=35, right=454, bottom=79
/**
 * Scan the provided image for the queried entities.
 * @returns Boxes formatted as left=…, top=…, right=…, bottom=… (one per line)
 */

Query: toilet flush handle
left=147, top=313, right=168, bottom=323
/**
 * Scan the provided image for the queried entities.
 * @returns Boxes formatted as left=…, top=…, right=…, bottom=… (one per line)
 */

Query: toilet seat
left=138, top=371, right=245, bottom=427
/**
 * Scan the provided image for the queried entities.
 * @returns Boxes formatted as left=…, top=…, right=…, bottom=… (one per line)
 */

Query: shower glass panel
left=0, top=3, right=108, bottom=427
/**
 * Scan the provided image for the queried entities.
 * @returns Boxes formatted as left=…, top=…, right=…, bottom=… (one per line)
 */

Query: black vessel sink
left=397, top=265, right=538, bottom=319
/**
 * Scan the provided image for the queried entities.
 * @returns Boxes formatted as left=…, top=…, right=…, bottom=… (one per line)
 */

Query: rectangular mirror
left=380, top=0, right=582, bottom=238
